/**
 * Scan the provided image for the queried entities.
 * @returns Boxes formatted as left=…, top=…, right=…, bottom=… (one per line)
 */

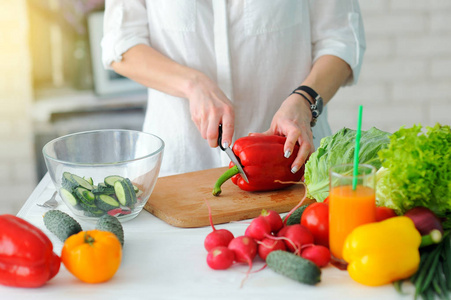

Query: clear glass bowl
left=42, top=129, right=164, bottom=222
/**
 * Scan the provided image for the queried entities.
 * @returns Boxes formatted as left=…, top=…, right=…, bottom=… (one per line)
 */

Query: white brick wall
left=0, top=1, right=450, bottom=215
left=328, top=0, right=451, bottom=133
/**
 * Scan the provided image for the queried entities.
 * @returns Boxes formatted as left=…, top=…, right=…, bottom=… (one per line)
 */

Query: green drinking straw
left=352, top=105, right=363, bottom=190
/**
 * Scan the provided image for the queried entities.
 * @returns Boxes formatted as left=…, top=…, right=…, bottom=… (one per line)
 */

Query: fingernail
left=291, top=166, right=299, bottom=174
left=222, top=142, right=229, bottom=148
left=284, top=150, right=291, bottom=158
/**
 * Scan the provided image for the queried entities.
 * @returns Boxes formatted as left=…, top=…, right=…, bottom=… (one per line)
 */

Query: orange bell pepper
left=61, top=230, right=122, bottom=283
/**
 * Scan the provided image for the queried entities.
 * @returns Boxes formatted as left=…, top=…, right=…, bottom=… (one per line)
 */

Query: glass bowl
left=42, top=129, right=164, bottom=222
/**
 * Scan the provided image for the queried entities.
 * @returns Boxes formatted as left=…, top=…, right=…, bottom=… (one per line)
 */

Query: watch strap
left=290, top=85, right=324, bottom=127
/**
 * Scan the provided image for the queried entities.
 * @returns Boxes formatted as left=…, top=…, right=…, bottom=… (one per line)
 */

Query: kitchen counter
left=2, top=174, right=414, bottom=300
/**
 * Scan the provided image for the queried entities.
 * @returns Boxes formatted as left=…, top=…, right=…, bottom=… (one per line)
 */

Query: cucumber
left=92, top=183, right=115, bottom=195
left=266, top=250, right=321, bottom=285
left=62, top=172, right=77, bottom=190
left=114, top=180, right=132, bottom=206
left=283, top=204, right=309, bottom=226
left=95, top=194, right=120, bottom=211
left=78, top=199, right=105, bottom=216
left=71, top=174, right=94, bottom=190
left=124, top=178, right=137, bottom=205
left=83, top=176, right=94, bottom=185
left=60, top=188, right=79, bottom=207
left=83, top=207, right=105, bottom=217
left=60, top=172, right=140, bottom=216
left=96, top=214, right=124, bottom=246
left=43, top=210, right=82, bottom=242
left=74, top=187, right=95, bottom=205
left=104, top=175, right=125, bottom=187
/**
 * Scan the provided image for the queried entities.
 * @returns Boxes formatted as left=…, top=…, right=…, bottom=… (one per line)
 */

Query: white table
left=2, top=174, right=414, bottom=300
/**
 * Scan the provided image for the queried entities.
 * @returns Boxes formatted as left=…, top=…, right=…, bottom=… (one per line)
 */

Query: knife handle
left=218, top=124, right=226, bottom=151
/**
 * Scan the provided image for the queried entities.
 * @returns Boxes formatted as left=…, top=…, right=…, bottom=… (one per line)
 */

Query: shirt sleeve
left=101, top=0, right=151, bottom=70
left=309, top=0, right=366, bottom=86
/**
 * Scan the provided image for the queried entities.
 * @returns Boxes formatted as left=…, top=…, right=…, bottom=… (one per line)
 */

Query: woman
left=102, top=0, right=366, bottom=177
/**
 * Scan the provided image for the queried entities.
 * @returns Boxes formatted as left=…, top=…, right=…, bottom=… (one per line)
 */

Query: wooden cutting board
left=144, top=167, right=313, bottom=228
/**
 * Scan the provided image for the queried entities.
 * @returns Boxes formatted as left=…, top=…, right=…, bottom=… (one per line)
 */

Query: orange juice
left=329, top=185, right=376, bottom=261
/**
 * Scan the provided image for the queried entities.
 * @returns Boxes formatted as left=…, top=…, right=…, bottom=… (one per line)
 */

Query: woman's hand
left=185, top=72, right=235, bottom=148
left=111, top=45, right=235, bottom=148
left=262, top=93, right=315, bottom=173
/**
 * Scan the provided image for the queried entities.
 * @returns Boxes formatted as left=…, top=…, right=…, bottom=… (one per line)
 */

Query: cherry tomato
left=300, top=202, right=329, bottom=248
left=375, top=206, right=397, bottom=222
left=323, top=197, right=329, bottom=204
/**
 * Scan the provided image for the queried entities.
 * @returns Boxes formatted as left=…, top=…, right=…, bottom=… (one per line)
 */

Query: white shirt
left=102, top=0, right=366, bottom=177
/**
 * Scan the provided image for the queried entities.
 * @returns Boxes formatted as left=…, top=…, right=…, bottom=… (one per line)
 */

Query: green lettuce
left=376, top=123, right=451, bottom=215
left=304, top=127, right=391, bottom=202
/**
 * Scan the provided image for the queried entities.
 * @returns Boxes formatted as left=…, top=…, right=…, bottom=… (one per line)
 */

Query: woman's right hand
left=110, top=45, right=235, bottom=148
left=185, top=72, right=235, bottom=148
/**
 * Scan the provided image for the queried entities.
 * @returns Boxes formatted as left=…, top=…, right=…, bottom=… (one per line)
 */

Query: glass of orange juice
left=329, top=163, right=376, bottom=269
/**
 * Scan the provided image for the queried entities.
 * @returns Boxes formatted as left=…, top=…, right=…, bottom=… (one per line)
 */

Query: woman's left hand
left=259, top=93, right=315, bottom=174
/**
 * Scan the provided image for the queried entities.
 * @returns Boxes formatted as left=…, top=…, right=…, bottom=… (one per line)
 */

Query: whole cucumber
left=266, top=250, right=321, bottom=285
left=96, top=214, right=124, bottom=247
left=43, top=210, right=82, bottom=242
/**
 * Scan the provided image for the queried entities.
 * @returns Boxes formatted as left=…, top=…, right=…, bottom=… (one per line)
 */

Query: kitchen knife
left=218, top=124, right=249, bottom=183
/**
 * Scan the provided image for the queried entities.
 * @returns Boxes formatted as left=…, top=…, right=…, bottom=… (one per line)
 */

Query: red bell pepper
left=0, top=214, right=60, bottom=288
left=213, top=135, right=304, bottom=195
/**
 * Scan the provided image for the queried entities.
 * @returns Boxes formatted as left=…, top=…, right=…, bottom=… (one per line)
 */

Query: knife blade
left=218, top=124, right=249, bottom=183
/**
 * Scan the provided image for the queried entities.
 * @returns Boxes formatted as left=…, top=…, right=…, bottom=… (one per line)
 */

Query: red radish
left=245, top=216, right=271, bottom=241
left=301, top=244, right=330, bottom=268
left=204, top=200, right=234, bottom=252
left=260, top=209, right=283, bottom=233
left=205, top=229, right=235, bottom=252
left=228, top=236, right=258, bottom=287
left=228, top=236, right=257, bottom=263
left=257, top=238, right=286, bottom=260
left=277, top=224, right=314, bottom=254
left=206, top=246, right=235, bottom=270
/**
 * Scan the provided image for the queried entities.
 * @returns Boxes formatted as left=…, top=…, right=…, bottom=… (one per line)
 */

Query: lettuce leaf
left=304, top=127, right=391, bottom=202
left=376, top=123, right=451, bottom=215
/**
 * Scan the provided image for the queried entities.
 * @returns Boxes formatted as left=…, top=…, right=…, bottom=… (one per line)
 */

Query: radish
left=257, top=238, right=286, bottom=261
left=204, top=200, right=234, bottom=252
left=228, top=236, right=257, bottom=264
left=206, top=246, right=235, bottom=270
left=205, top=229, right=235, bottom=252
left=244, top=216, right=271, bottom=241
left=228, top=236, right=258, bottom=287
left=277, top=224, right=314, bottom=254
left=260, top=209, right=283, bottom=233
left=301, top=244, right=330, bottom=268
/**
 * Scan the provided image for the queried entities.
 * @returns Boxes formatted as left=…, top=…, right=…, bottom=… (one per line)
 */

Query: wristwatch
left=290, top=85, right=324, bottom=127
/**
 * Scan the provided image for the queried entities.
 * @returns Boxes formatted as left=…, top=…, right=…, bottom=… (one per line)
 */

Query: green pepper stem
left=420, top=229, right=443, bottom=248
left=212, top=165, right=240, bottom=196
left=84, top=232, right=95, bottom=246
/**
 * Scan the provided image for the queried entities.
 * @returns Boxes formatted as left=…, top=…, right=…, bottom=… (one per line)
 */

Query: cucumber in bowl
left=60, top=172, right=142, bottom=217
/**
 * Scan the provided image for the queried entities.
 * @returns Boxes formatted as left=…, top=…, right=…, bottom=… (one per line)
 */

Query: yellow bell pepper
left=342, top=216, right=421, bottom=286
